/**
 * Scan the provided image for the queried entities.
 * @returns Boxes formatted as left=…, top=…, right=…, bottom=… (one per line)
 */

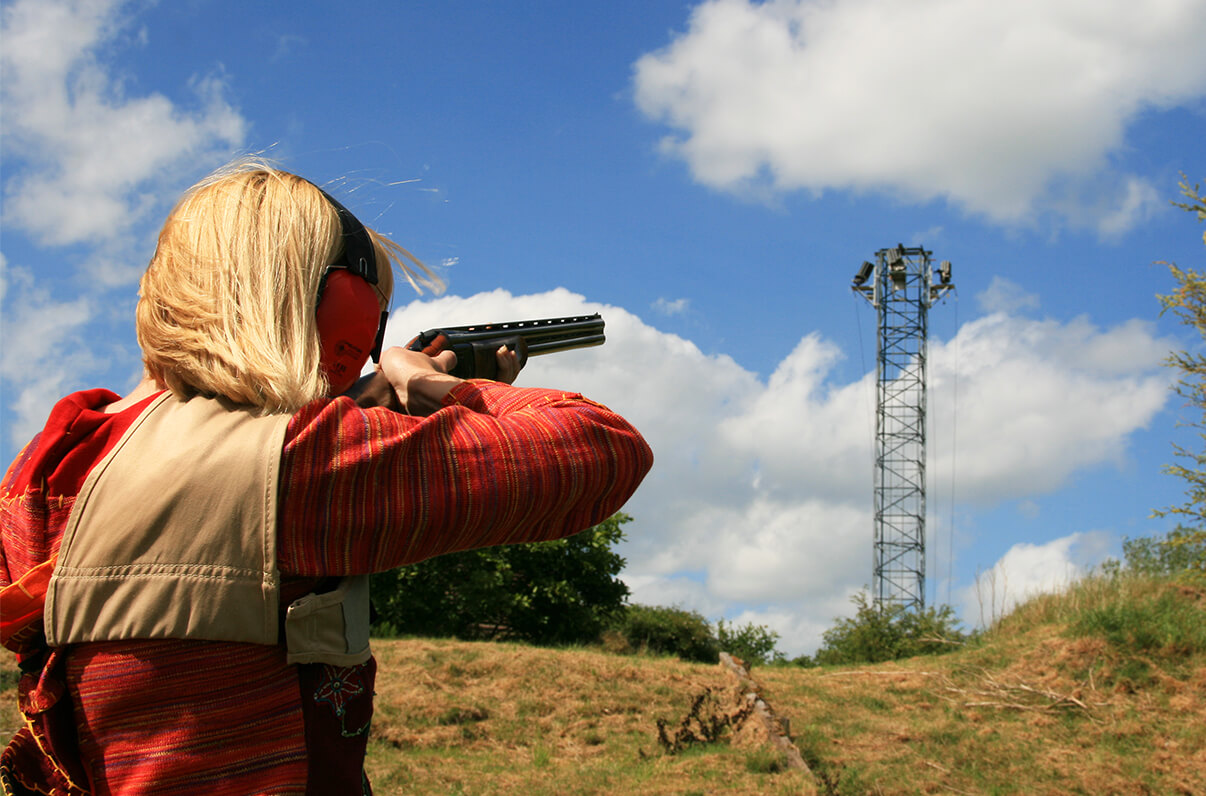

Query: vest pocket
left=284, top=575, right=372, bottom=665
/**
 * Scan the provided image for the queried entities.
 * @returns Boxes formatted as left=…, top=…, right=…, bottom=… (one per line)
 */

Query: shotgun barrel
left=408, top=314, right=605, bottom=379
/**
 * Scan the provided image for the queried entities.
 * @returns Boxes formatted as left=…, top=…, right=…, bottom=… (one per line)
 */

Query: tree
left=370, top=513, right=633, bottom=645
left=1153, top=176, right=1206, bottom=572
left=1106, top=529, right=1206, bottom=577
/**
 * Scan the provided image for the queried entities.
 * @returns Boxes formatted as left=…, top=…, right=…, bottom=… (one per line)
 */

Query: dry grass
left=363, top=639, right=816, bottom=795
left=2, top=576, right=1204, bottom=794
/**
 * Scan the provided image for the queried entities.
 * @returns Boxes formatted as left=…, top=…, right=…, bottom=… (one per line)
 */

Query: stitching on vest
left=54, top=562, right=263, bottom=574
left=50, top=567, right=265, bottom=580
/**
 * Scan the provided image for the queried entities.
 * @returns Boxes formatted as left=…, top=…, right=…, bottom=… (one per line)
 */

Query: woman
left=0, top=161, right=653, bottom=795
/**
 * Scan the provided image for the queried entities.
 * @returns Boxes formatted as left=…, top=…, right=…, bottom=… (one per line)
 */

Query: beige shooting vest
left=45, top=391, right=371, bottom=666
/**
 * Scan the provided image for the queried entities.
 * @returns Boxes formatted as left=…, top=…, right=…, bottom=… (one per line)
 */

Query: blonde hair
left=136, top=159, right=442, bottom=412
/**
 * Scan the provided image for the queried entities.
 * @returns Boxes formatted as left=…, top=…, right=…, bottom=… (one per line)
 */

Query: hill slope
left=3, top=576, right=1203, bottom=794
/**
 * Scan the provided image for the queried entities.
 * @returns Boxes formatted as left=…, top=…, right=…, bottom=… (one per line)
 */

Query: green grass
left=1073, top=582, right=1206, bottom=654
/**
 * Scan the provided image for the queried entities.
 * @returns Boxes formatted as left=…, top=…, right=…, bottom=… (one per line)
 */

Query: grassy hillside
left=3, top=573, right=1204, bottom=794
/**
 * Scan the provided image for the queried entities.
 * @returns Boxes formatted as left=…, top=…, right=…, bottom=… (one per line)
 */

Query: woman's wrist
left=400, top=371, right=462, bottom=415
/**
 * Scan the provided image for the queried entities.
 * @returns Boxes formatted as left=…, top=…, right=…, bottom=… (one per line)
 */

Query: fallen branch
left=821, top=670, right=940, bottom=678
left=935, top=669, right=1104, bottom=716
left=917, top=635, right=966, bottom=647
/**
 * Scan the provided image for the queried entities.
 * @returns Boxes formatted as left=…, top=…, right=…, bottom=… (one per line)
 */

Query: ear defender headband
left=313, top=186, right=390, bottom=394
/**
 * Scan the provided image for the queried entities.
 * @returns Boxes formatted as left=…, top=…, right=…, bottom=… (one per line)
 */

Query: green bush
left=609, top=604, right=720, bottom=663
left=806, top=592, right=967, bottom=666
left=716, top=619, right=783, bottom=666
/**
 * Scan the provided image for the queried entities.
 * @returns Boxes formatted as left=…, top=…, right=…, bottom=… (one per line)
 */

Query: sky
left=2, top=0, right=1205, bottom=656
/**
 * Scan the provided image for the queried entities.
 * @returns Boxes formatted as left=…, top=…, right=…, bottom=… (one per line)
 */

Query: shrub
left=716, top=619, right=783, bottom=666
left=808, top=592, right=967, bottom=666
left=609, top=604, right=720, bottom=663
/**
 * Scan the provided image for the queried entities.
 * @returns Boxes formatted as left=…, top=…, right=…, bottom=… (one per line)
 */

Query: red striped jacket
left=0, top=380, right=652, bottom=795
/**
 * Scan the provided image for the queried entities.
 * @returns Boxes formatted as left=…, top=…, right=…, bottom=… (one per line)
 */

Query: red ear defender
left=313, top=185, right=388, bottom=395
left=316, top=270, right=383, bottom=394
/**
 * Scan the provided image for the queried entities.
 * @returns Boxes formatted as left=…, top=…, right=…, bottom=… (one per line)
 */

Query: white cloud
left=653, top=297, right=690, bottom=315
left=961, top=531, right=1113, bottom=628
left=632, top=0, right=1206, bottom=232
left=625, top=574, right=725, bottom=618
left=387, top=287, right=1169, bottom=654
left=0, top=0, right=246, bottom=247
left=1017, top=500, right=1041, bottom=520
left=271, top=33, right=308, bottom=63
left=0, top=265, right=104, bottom=448
left=977, top=276, right=1040, bottom=315
left=1094, top=177, right=1164, bottom=239
left=928, top=312, right=1172, bottom=502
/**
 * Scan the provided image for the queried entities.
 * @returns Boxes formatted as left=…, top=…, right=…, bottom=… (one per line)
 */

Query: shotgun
left=407, top=313, right=605, bottom=380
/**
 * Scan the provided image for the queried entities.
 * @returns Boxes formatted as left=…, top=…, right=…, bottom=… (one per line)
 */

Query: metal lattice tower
left=852, top=246, right=953, bottom=612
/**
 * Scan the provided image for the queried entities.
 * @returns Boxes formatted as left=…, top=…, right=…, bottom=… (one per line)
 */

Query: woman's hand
left=369, top=343, right=520, bottom=415
left=494, top=345, right=522, bottom=385
left=378, top=346, right=462, bottom=416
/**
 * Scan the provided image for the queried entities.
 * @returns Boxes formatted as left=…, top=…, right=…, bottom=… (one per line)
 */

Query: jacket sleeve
left=276, top=380, right=653, bottom=576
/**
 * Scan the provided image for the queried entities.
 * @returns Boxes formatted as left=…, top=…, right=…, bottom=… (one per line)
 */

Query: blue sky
left=2, top=0, right=1204, bottom=654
